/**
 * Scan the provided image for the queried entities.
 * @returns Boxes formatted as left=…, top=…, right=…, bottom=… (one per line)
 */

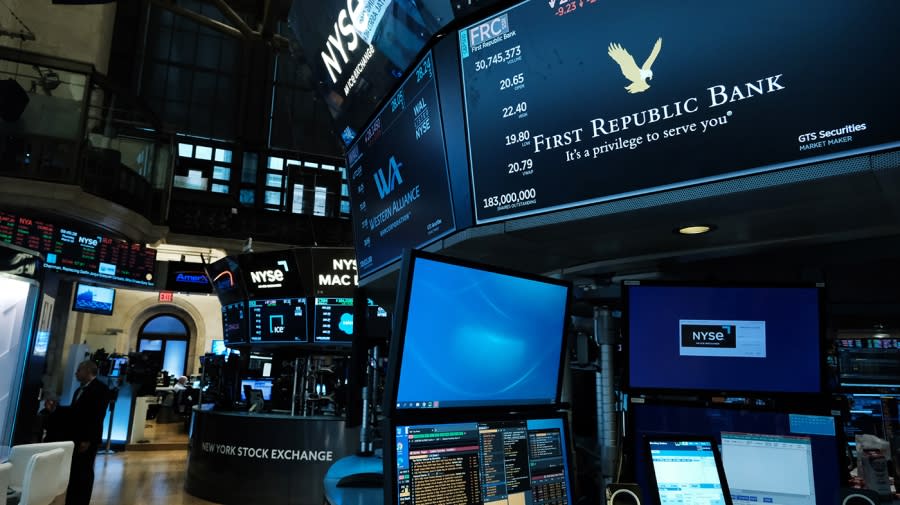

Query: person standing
left=58, top=360, right=111, bottom=505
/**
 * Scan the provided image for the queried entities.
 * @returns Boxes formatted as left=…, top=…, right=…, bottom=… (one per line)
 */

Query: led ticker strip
left=0, top=210, right=156, bottom=286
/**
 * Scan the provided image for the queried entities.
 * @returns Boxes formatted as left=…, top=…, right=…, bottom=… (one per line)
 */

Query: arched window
left=138, top=314, right=190, bottom=378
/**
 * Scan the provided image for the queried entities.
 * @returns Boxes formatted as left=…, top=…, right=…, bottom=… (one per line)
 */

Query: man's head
left=177, top=376, right=188, bottom=386
left=75, top=360, right=98, bottom=385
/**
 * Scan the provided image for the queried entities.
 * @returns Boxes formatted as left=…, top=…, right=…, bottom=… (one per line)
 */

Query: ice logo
left=338, top=313, right=354, bottom=335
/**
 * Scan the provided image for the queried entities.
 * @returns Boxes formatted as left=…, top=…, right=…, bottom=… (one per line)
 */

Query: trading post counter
left=187, top=408, right=359, bottom=505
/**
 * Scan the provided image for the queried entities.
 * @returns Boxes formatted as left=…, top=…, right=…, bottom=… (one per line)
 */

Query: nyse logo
left=373, top=156, right=403, bottom=199
left=79, top=236, right=99, bottom=247
left=250, top=270, right=284, bottom=284
left=681, top=324, right=737, bottom=348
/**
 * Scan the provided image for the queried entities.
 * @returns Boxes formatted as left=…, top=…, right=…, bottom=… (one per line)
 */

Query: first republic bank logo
left=608, top=37, right=663, bottom=94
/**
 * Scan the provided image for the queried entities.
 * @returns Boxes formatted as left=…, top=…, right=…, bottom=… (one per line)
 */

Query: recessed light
left=677, top=225, right=713, bottom=235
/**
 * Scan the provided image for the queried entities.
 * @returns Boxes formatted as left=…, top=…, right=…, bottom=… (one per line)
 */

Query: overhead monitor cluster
left=209, top=247, right=389, bottom=350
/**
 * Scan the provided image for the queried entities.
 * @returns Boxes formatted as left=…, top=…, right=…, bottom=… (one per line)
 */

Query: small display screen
left=222, top=302, right=246, bottom=344
left=72, top=283, right=115, bottom=315
left=248, top=298, right=308, bottom=344
left=394, top=417, right=573, bottom=504
left=314, top=297, right=356, bottom=343
left=240, top=379, right=273, bottom=401
left=648, top=439, right=729, bottom=505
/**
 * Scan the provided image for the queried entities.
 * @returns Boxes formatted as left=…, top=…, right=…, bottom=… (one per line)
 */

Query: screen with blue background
left=73, top=284, right=115, bottom=315
left=627, top=285, right=821, bottom=393
left=395, top=257, right=568, bottom=409
left=631, top=403, right=840, bottom=505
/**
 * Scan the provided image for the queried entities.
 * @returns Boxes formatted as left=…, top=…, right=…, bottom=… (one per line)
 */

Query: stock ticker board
left=0, top=210, right=156, bottom=286
left=459, top=0, right=900, bottom=223
left=347, top=51, right=456, bottom=278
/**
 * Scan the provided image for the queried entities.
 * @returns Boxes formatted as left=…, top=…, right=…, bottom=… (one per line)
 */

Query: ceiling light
left=677, top=225, right=713, bottom=235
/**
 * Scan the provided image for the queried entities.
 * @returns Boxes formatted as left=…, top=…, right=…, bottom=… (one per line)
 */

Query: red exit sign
left=158, top=291, right=174, bottom=303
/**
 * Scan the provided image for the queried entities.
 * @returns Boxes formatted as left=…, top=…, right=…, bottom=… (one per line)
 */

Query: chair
left=16, top=448, right=63, bottom=505
left=0, top=462, right=12, bottom=505
left=8, top=441, right=74, bottom=498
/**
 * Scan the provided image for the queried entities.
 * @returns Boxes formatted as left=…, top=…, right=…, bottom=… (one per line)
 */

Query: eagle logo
left=607, top=38, right=662, bottom=93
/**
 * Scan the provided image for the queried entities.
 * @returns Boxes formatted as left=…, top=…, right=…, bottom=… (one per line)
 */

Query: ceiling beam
left=211, top=0, right=253, bottom=37
left=150, top=0, right=244, bottom=39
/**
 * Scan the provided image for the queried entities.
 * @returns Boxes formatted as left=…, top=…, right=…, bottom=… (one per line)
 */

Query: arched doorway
left=138, top=314, right=190, bottom=378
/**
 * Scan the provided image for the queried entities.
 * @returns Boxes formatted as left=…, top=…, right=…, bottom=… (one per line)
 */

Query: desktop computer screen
left=240, top=379, right=273, bottom=401
left=390, top=251, right=570, bottom=411
left=392, top=417, right=573, bottom=505
left=631, top=403, right=841, bottom=505
left=647, top=438, right=732, bottom=505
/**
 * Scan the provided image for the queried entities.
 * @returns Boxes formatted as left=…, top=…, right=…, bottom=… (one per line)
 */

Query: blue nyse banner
left=459, top=0, right=900, bottom=223
left=347, top=52, right=456, bottom=278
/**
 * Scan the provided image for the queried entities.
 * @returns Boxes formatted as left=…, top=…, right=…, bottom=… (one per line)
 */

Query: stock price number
left=508, top=158, right=533, bottom=174
left=505, top=130, right=530, bottom=145
left=502, top=101, right=528, bottom=118
left=474, top=45, right=522, bottom=72
left=499, top=73, right=525, bottom=90
left=482, top=188, right=537, bottom=210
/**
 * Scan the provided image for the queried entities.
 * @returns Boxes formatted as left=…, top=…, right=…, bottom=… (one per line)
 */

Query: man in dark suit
left=56, top=359, right=111, bottom=505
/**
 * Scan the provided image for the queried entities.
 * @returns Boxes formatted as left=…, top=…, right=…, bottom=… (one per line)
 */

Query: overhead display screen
left=0, top=210, right=156, bottom=286
left=458, top=0, right=900, bottom=223
left=626, top=284, right=822, bottom=393
left=347, top=52, right=456, bottom=278
left=393, top=253, right=570, bottom=411
left=313, top=297, right=355, bottom=344
left=248, top=298, right=308, bottom=344
left=222, top=301, right=247, bottom=345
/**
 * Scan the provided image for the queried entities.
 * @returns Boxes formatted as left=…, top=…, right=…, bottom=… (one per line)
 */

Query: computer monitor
left=646, top=437, right=733, bottom=505
left=625, top=282, right=823, bottom=394
left=247, top=298, right=308, bottom=344
left=108, top=357, right=127, bottom=377
left=221, top=301, right=247, bottom=345
left=389, top=416, right=573, bottom=504
left=72, top=283, right=116, bottom=316
left=239, top=379, right=273, bottom=401
left=387, top=250, right=571, bottom=412
left=210, top=339, right=227, bottom=356
left=631, top=402, right=842, bottom=505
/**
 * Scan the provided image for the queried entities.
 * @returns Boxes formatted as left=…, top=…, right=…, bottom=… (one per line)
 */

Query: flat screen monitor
left=222, top=301, right=247, bottom=345
left=631, top=402, right=842, bottom=505
left=248, top=298, right=308, bottom=344
left=646, top=437, right=732, bottom=505
left=626, top=283, right=823, bottom=394
left=108, top=357, right=128, bottom=377
left=72, top=283, right=115, bottom=315
left=239, top=379, right=273, bottom=401
left=211, top=339, right=227, bottom=356
left=313, top=297, right=356, bottom=344
left=389, top=251, right=570, bottom=412
left=391, top=416, right=573, bottom=505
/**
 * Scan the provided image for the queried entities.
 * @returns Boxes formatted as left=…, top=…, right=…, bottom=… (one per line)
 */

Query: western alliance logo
left=681, top=324, right=737, bottom=348
left=373, top=156, right=403, bottom=199
left=607, top=37, right=662, bottom=93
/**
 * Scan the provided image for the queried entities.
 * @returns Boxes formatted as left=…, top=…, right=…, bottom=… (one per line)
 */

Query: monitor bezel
left=623, top=279, right=827, bottom=396
left=384, top=249, right=572, bottom=417
left=71, top=282, right=116, bottom=316
left=382, top=409, right=575, bottom=505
